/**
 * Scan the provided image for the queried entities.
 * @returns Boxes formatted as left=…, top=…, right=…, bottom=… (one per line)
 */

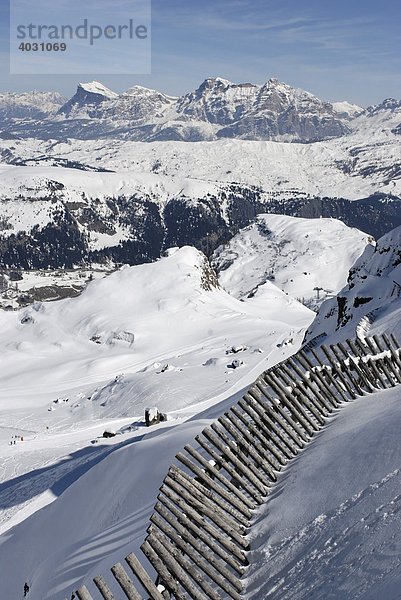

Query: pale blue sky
left=1, top=0, right=400, bottom=106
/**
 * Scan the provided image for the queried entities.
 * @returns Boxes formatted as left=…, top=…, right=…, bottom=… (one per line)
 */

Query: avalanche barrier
left=66, top=333, right=401, bottom=600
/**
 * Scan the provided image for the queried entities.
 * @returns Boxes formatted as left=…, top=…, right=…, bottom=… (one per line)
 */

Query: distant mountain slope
left=212, top=214, right=373, bottom=309
left=0, top=90, right=66, bottom=120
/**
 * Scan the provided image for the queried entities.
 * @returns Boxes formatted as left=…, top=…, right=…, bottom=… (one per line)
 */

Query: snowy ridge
left=77, top=81, right=119, bottom=99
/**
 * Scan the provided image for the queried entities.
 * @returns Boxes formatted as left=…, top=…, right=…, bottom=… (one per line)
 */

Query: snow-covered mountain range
left=0, top=77, right=399, bottom=273
left=1, top=77, right=353, bottom=143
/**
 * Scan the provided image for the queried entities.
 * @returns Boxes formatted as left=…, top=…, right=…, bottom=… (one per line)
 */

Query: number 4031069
left=19, top=42, right=67, bottom=51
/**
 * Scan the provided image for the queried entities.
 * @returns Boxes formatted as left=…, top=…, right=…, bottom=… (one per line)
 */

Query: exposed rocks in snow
left=229, top=359, right=243, bottom=369
left=145, top=407, right=167, bottom=427
left=102, top=429, right=116, bottom=438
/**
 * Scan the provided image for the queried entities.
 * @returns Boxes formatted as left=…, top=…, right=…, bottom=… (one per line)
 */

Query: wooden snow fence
left=68, top=333, right=401, bottom=600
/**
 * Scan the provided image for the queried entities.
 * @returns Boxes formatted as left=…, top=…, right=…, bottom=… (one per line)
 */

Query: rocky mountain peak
left=58, top=81, right=118, bottom=118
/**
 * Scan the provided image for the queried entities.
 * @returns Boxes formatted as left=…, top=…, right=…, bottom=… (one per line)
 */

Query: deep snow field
left=1, top=231, right=401, bottom=600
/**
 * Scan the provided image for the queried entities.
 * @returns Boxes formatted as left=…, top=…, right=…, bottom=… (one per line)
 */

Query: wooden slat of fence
left=229, top=406, right=284, bottom=469
left=195, top=434, right=263, bottom=504
left=76, top=586, right=95, bottom=600
left=355, top=337, right=389, bottom=388
left=295, top=352, right=336, bottom=409
left=199, top=429, right=266, bottom=500
left=93, top=575, right=117, bottom=600
left=209, top=422, right=272, bottom=489
left=320, top=344, right=355, bottom=398
left=255, top=378, right=312, bottom=442
left=179, top=446, right=254, bottom=514
left=373, top=335, right=401, bottom=384
left=166, top=467, right=246, bottom=536
left=170, top=463, right=249, bottom=526
left=382, top=334, right=401, bottom=381
left=147, top=531, right=216, bottom=600
left=151, top=503, right=242, bottom=594
left=148, top=515, right=242, bottom=600
left=391, top=333, right=401, bottom=349
left=246, top=387, right=302, bottom=452
left=158, top=485, right=248, bottom=565
left=160, top=476, right=249, bottom=550
left=125, top=553, right=165, bottom=600
left=141, top=539, right=186, bottom=600
left=224, top=409, right=282, bottom=472
left=330, top=344, right=364, bottom=395
left=238, top=397, right=291, bottom=461
left=252, top=383, right=307, bottom=446
left=111, top=564, right=144, bottom=600
left=310, top=347, right=349, bottom=402
left=217, top=415, right=276, bottom=482
left=337, top=341, right=375, bottom=392
left=365, top=337, right=394, bottom=386
left=263, top=372, right=318, bottom=434
left=296, top=350, right=339, bottom=408
left=156, top=496, right=245, bottom=574
left=368, top=356, right=388, bottom=388
left=231, top=406, right=285, bottom=471
left=280, top=366, right=327, bottom=424
left=274, top=362, right=324, bottom=421
left=345, top=339, right=379, bottom=389
left=285, top=358, right=330, bottom=417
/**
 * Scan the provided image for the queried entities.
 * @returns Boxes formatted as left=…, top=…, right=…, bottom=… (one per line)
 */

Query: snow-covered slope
left=0, top=246, right=311, bottom=412
left=244, top=386, right=401, bottom=599
left=332, top=100, right=364, bottom=119
left=305, top=225, right=401, bottom=343
left=212, top=214, right=373, bottom=309
left=1, top=259, right=401, bottom=599
left=2, top=247, right=401, bottom=600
